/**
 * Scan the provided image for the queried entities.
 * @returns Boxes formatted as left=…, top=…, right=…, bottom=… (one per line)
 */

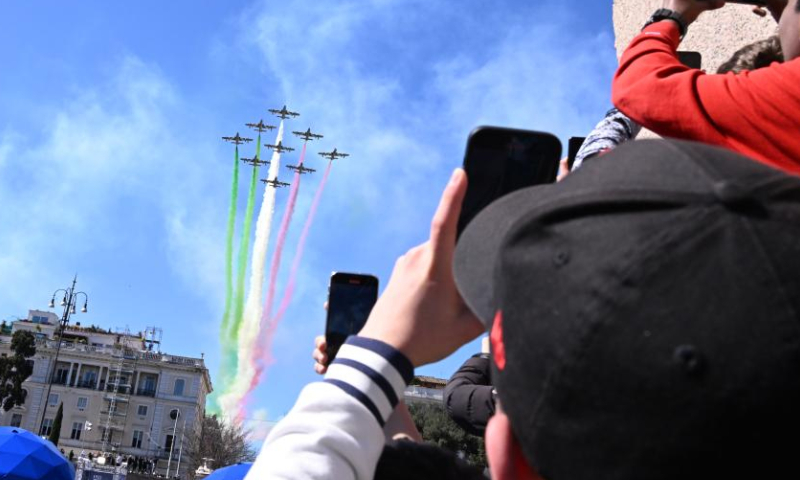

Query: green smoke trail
left=228, top=135, right=262, bottom=369
left=220, top=146, right=240, bottom=336
left=214, top=145, right=241, bottom=409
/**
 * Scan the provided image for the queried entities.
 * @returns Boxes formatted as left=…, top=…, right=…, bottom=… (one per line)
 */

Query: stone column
left=66, top=362, right=74, bottom=386
left=74, top=363, right=83, bottom=387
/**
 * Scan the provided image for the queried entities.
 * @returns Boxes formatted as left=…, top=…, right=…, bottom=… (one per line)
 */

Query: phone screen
left=457, top=127, right=561, bottom=237
left=325, top=273, right=379, bottom=364
left=677, top=51, right=702, bottom=70
left=568, top=137, right=587, bottom=170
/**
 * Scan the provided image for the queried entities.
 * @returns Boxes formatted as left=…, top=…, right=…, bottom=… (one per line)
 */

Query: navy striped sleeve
left=323, top=336, right=414, bottom=426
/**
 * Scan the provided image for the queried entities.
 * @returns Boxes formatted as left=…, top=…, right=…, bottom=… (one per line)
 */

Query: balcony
left=76, top=380, right=97, bottom=390
left=136, top=388, right=157, bottom=398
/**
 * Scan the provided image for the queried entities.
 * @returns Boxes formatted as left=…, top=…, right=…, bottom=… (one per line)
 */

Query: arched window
left=173, top=379, right=185, bottom=396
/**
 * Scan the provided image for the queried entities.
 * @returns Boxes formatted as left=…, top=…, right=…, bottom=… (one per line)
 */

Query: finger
left=323, top=301, right=329, bottom=312
left=315, top=335, right=326, bottom=350
left=752, top=6, right=767, bottom=16
left=313, top=348, right=327, bottom=365
left=430, top=168, right=468, bottom=258
left=314, top=363, right=327, bottom=375
left=557, top=157, right=570, bottom=182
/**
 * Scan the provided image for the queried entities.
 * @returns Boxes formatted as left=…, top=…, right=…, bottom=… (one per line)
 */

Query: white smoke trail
left=218, top=121, right=284, bottom=421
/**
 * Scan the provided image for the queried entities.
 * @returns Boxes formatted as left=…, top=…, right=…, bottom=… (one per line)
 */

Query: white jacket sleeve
left=245, top=336, right=414, bottom=480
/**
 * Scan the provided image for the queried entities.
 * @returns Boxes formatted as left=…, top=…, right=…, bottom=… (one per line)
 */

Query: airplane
left=319, top=149, right=349, bottom=161
left=269, top=105, right=300, bottom=120
left=286, top=164, right=316, bottom=175
left=265, top=141, right=295, bottom=153
left=246, top=119, right=276, bottom=133
left=222, top=132, right=253, bottom=145
left=241, top=156, right=270, bottom=167
left=261, top=177, right=290, bottom=188
left=292, top=128, right=323, bottom=142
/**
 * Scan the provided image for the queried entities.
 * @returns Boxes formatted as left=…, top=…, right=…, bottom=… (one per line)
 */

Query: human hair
left=717, top=36, right=784, bottom=74
left=374, top=440, right=487, bottom=480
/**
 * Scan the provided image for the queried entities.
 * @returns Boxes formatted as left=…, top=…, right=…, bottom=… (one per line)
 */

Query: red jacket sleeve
left=612, top=21, right=800, bottom=175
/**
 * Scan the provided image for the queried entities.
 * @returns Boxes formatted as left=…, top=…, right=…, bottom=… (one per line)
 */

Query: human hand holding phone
left=358, top=169, right=484, bottom=367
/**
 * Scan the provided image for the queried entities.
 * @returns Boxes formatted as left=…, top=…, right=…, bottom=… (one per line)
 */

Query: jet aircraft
left=261, top=177, right=290, bottom=188
left=222, top=133, right=253, bottom=145
left=265, top=141, right=295, bottom=154
left=319, top=149, right=349, bottom=161
left=242, top=157, right=270, bottom=167
left=286, top=164, right=316, bottom=175
left=269, top=105, right=300, bottom=120
left=292, top=128, right=323, bottom=142
left=246, top=120, right=277, bottom=133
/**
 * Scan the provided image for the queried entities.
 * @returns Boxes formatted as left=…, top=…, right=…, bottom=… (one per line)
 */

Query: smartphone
left=677, top=51, right=702, bottom=70
left=568, top=137, right=587, bottom=170
left=457, top=126, right=561, bottom=237
left=325, top=272, right=379, bottom=365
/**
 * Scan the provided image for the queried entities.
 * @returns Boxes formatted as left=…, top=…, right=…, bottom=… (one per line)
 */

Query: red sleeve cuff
left=640, top=20, right=681, bottom=50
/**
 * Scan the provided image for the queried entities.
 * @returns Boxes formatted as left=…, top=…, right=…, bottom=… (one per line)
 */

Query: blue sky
left=0, top=0, right=617, bottom=440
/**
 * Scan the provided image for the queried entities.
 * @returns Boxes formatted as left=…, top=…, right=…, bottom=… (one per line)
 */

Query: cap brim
left=454, top=183, right=556, bottom=328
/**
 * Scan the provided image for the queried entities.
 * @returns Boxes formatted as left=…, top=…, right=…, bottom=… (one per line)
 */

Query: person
left=716, top=34, right=784, bottom=74
left=443, top=337, right=496, bottom=436
left=574, top=32, right=784, bottom=172
left=612, top=0, right=800, bottom=173
left=247, top=138, right=800, bottom=480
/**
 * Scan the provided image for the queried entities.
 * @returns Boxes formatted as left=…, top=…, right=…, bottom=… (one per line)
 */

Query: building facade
left=0, top=310, right=212, bottom=479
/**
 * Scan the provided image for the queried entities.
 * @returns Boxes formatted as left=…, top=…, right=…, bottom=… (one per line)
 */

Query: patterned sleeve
left=573, top=108, right=642, bottom=171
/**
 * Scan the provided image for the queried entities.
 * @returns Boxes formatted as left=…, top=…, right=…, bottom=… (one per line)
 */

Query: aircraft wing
left=306, top=167, right=317, bottom=173
left=339, top=153, right=349, bottom=157
left=311, top=133, right=323, bottom=139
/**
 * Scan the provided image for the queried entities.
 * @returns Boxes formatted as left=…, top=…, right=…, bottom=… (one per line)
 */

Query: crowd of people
left=244, top=1, right=800, bottom=479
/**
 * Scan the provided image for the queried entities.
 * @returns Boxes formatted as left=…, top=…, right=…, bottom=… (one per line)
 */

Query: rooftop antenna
left=144, top=326, right=163, bottom=353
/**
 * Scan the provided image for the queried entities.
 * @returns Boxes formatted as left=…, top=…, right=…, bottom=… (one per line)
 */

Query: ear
left=486, top=408, right=543, bottom=480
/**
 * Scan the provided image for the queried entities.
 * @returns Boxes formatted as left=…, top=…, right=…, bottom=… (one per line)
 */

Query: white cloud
left=0, top=56, right=228, bottom=320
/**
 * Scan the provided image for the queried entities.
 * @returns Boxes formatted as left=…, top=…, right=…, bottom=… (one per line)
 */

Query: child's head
left=717, top=36, right=783, bottom=74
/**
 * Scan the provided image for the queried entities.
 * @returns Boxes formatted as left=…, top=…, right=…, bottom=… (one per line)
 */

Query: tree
left=190, top=414, right=257, bottom=472
left=408, top=402, right=487, bottom=468
left=0, top=330, right=36, bottom=411
left=48, top=402, right=63, bottom=445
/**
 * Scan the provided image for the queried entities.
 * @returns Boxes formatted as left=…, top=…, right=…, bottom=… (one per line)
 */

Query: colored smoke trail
left=260, top=143, right=307, bottom=331
left=217, top=122, right=284, bottom=421
left=272, top=161, right=333, bottom=327
left=240, top=161, right=333, bottom=418
left=216, top=145, right=240, bottom=397
left=220, top=146, right=240, bottom=337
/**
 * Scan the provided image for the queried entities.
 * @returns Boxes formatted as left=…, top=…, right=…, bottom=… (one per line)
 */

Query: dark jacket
left=444, top=354, right=495, bottom=436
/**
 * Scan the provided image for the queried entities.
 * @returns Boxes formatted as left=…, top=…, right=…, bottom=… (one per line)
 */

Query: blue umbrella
left=204, top=463, right=253, bottom=480
left=0, top=427, right=74, bottom=480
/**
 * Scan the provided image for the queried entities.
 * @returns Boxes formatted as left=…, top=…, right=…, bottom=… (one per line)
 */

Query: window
left=54, top=367, right=69, bottom=384
left=137, top=405, right=148, bottom=416
left=131, top=430, right=143, bottom=449
left=144, top=376, right=156, bottom=391
left=70, top=422, right=83, bottom=440
left=40, top=418, right=53, bottom=436
left=173, top=379, right=185, bottom=396
left=165, top=434, right=174, bottom=451
left=77, top=397, right=88, bottom=411
left=48, top=394, right=59, bottom=406
left=11, top=414, right=22, bottom=428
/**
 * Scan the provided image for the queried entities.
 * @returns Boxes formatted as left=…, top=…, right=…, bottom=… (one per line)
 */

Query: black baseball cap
left=454, top=139, right=800, bottom=479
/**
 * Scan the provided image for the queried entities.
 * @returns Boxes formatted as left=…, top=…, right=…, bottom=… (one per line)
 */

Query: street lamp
left=37, top=275, right=89, bottom=436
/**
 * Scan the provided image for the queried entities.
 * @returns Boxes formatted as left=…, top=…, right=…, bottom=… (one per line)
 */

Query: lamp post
left=37, top=275, right=89, bottom=436
left=166, top=408, right=181, bottom=477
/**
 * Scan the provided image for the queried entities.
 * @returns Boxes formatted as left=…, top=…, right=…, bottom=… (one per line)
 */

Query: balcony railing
left=136, top=388, right=157, bottom=397
left=76, top=380, right=97, bottom=390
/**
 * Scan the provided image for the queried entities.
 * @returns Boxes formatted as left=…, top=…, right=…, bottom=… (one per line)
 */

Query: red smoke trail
left=272, top=160, right=333, bottom=326
left=240, top=161, right=333, bottom=418
left=257, top=143, right=307, bottom=355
